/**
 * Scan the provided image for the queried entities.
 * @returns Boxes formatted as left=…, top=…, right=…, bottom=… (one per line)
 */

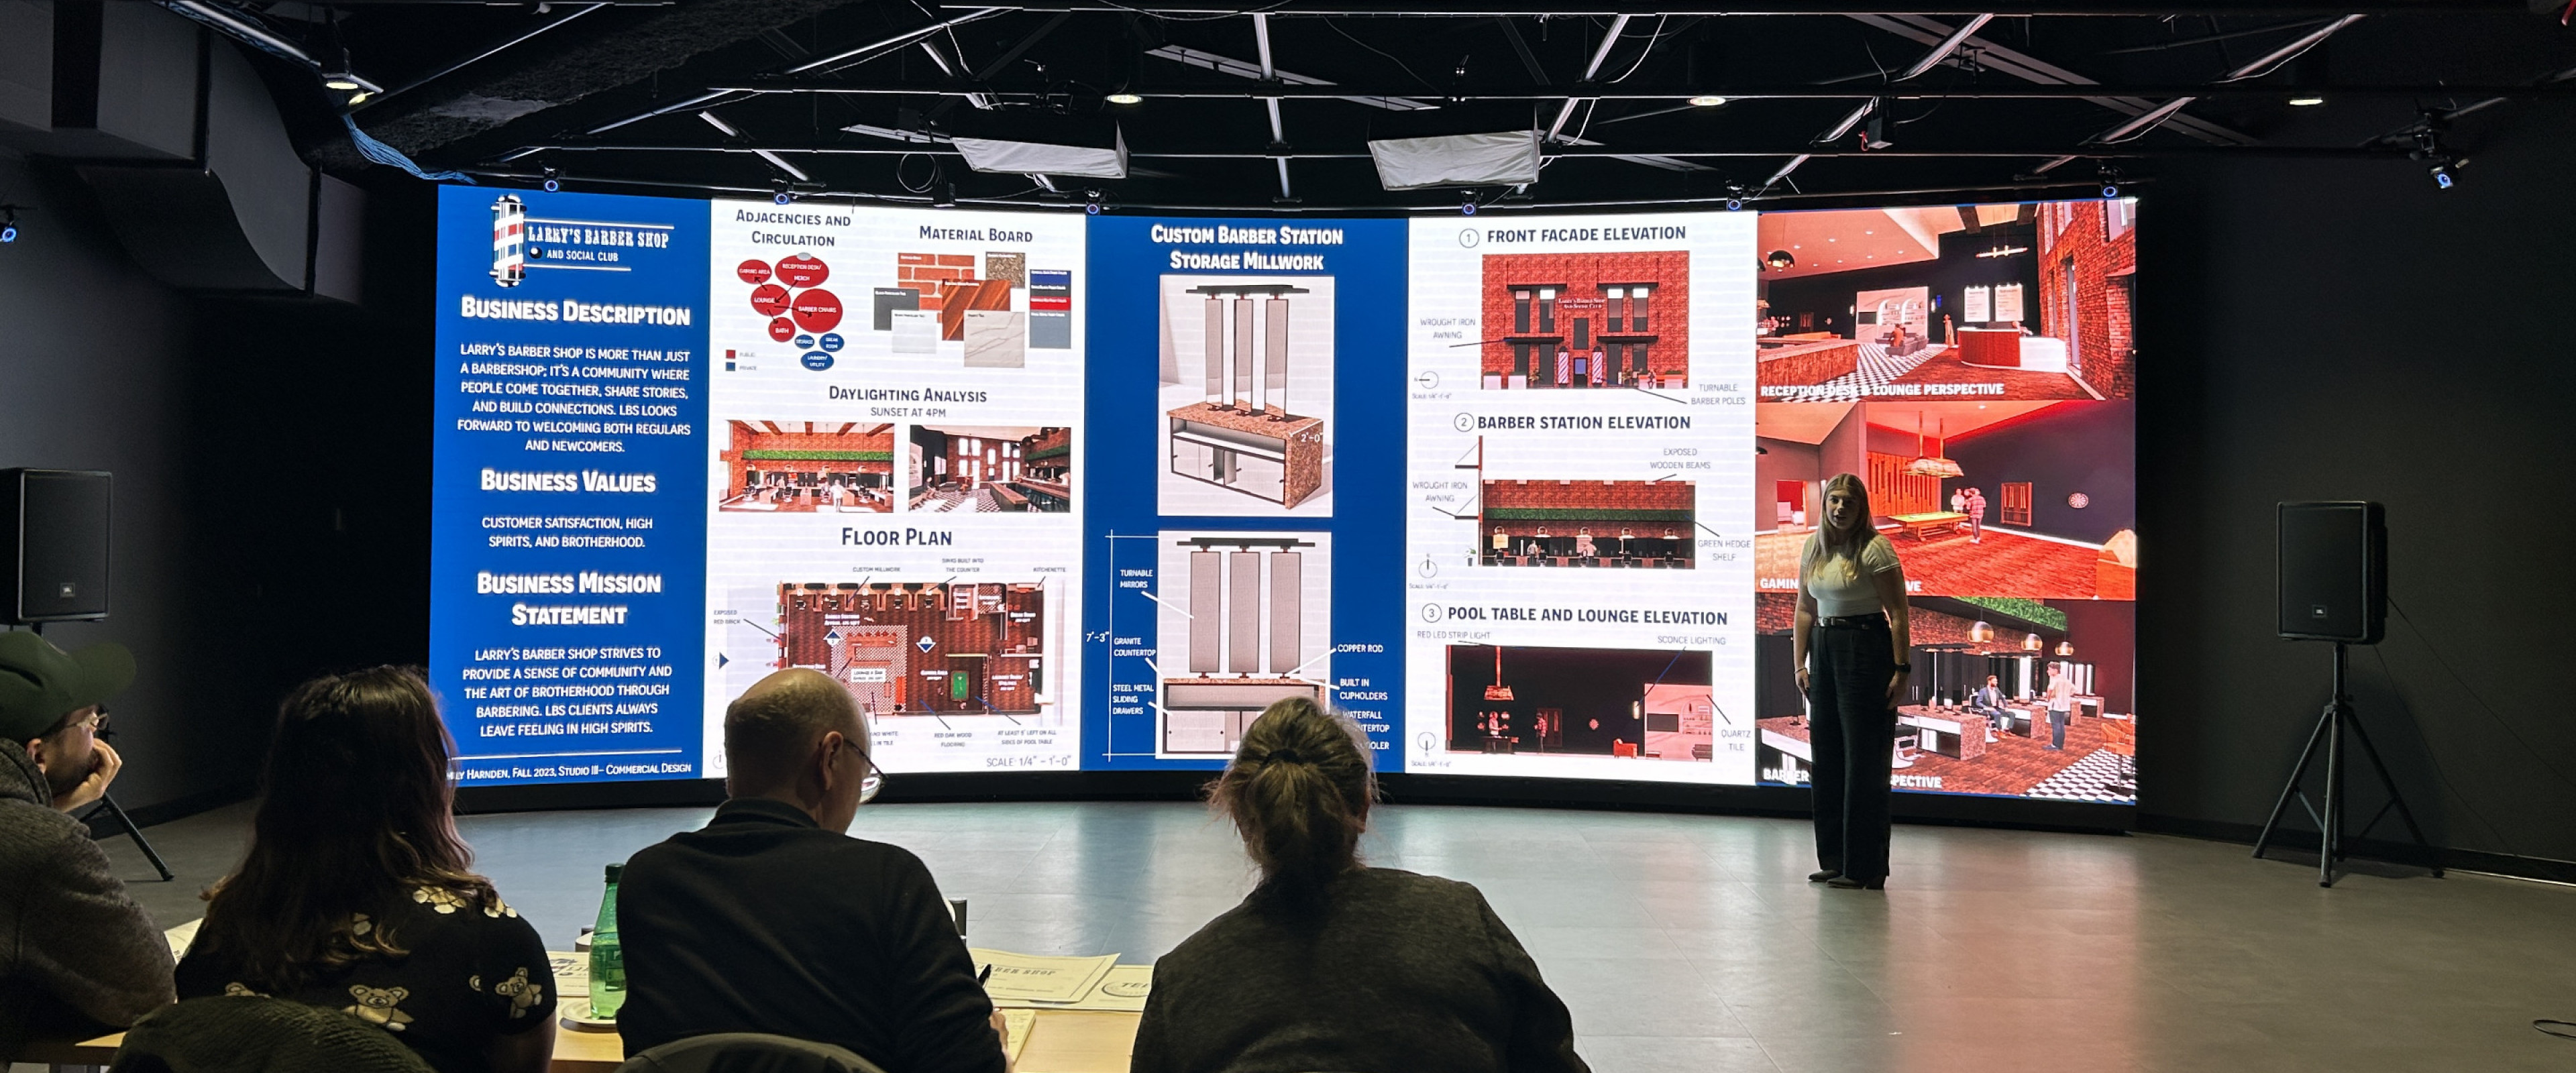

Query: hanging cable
left=342, top=115, right=472, bottom=183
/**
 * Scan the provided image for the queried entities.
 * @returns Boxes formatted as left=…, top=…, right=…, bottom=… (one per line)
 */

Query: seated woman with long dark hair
left=1131, top=697, right=1589, bottom=1073
left=175, top=667, right=554, bottom=1073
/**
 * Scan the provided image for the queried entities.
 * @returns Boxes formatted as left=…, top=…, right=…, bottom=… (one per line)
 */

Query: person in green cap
left=0, top=630, right=175, bottom=1062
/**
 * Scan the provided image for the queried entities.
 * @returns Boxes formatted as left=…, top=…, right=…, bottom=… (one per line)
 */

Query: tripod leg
left=2321, top=705, right=2343, bottom=888
left=2253, top=703, right=2334, bottom=862
left=2343, top=712, right=2444, bottom=877
left=93, top=794, right=174, bottom=882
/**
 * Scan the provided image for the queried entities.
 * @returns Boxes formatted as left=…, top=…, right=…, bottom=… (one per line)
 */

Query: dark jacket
left=109, top=995, right=435, bottom=1073
left=614, top=797, right=1002, bottom=1073
left=0, top=742, right=177, bottom=1062
left=1132, top=867, right=1589, bottom=1073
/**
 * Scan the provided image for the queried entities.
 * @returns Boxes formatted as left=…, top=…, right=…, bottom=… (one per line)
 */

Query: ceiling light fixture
left=2288, top=95, right=2325, bottom=107
left=541, top=166, right=559, bottom=192
left=1904, top=415, right=1964, bottom=479
left=0, top=206, right=19, bottom=244
left=1763, top=249, right=1794, bottom=270
left=1106, top=92, right=1143, bottom=105
left=1688, top=95, right=1726, bottom=107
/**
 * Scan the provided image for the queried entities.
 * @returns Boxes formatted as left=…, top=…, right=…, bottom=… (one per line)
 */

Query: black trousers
left=1809, top=618, right=1896, bottom=883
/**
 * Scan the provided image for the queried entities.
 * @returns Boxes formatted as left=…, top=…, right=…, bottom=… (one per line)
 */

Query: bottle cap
left=604, top=862, right=623, bottom=883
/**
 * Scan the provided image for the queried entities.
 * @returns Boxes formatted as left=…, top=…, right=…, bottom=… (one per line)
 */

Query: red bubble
left=790, top=288, right=843, bottom=333
left=768, top=317, right=796, bottom=342
left=749, top=283, right=790, bottom=317
left=737, top=260, right=773, bottom=284
left=775, top=253, right=830, bottom=288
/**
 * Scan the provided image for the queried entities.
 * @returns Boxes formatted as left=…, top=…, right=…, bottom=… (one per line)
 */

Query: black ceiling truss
left=208, top=3, right=2576, bottom=211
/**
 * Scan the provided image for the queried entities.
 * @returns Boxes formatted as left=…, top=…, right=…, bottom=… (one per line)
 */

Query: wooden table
left=25, top=1007, right=1142, bottom=1073
left=1886, top=511, right=1968, bottom=540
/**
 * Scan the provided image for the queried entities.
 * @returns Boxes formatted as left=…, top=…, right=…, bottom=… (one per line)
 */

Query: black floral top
left=175, top=887, right=555, bottom=1073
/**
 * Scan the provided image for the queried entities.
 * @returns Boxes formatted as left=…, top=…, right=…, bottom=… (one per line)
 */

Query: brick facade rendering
left=2035, top=201, right=2138, bottom=399
left=1481, top=250, right=1690, bottom=388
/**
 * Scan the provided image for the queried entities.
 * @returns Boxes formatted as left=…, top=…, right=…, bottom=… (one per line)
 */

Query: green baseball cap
left=0, top=631, right=135, bottom=742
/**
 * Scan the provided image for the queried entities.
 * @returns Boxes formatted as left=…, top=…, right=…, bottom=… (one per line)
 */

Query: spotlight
left=1106, top=92, right=1143, bottom=105
left=323, top=75, right=362, bottom=91
left=1083, top=189, right=1103, bottom=215
left=2102, top=184, right=2118, bottom=199
left=541, top=166, right=559, bottom=193
left=0, top=207, right=18, bottom=244
left=2288, top=95, right=2326, bottom=107
left=1763, top=249, right=1794, bottom=270
left=1688, top=95, right=1727, bottom=107
left=771, top=177, right=794, bottom=205
left=932, top=182, right=958, bottom=209
left=2430, top=162, right=2455, bottom=190
left=1460, top=190, right=1478, bottom=216
left=1725, top=198, right=1743, bottom=211
left=1724, top=184, right=1748, bottom=211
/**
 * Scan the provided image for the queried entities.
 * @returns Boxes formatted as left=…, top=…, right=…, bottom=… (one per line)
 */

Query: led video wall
left=431, top=188, right=2137, bottom=806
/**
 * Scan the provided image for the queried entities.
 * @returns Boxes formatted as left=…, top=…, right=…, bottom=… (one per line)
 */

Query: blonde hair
left=1809, top=473, right=1878, bottom=580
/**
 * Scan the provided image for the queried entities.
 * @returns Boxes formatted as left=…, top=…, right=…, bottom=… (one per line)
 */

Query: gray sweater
left=0, top=743, right=176, bottom=1062
left=1131, top=868, right=1589, bottom=1073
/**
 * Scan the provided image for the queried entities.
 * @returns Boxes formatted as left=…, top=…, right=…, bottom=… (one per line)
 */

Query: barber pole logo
left=489, top=196, right=527, bottom=287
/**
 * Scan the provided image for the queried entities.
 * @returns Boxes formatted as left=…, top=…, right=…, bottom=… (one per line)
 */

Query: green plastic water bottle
left=588, top=863, right=626, bottom=1019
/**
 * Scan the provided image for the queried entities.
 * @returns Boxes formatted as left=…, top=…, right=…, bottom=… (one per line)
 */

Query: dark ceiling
left=192, top=1, right=2576, bottom=213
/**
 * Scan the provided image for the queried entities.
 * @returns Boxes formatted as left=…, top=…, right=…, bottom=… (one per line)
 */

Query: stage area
left=92, top=801, right=2573, bottom=1073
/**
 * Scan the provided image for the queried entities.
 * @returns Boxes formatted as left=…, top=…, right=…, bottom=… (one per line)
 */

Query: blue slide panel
left=1081, top=217, right=1408, bottom=771
left=429, top=186, right=711, bottom=786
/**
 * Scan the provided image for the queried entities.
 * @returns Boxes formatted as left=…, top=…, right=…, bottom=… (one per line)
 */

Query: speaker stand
left=2251, top=642, right=2441, bottom=887
left=28, top=622, right=176, bottom=882
left=86, top=792, right=174, bottom=881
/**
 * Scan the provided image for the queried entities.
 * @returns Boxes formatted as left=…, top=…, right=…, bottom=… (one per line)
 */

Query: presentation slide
left=1399, top=212, right=1760, bottom=783
left=1079, top=218, right=1409, bottom=770
left=431, top=188, right=711, bottom=785
left=699, top=201, right=1085, bottom=776
left=426, top=188, right=2136, bottom=806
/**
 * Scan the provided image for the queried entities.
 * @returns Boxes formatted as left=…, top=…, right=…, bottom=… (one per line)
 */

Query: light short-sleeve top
left=1801, top=532, right=1901, bottom=618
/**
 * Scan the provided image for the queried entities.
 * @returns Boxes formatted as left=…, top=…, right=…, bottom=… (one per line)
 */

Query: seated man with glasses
left=614, top=668, right=1008, bottom=1072
left=0, top=632, right=172, bottom=1062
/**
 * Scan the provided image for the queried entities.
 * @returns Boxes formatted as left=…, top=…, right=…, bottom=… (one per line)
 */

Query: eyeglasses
left=839, top=738, right=885, bottom=804
left=66, top=707, right=110, bottom=738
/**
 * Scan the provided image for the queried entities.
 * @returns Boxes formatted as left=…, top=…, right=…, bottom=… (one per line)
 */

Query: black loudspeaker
left=2277, top=501, right=2385, bottom=644
left=3, top=469, right=113, bottom=624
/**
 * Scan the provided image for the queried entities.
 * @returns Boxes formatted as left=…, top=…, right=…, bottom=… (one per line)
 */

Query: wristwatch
left=1892, top=662, right=1913, bottom=671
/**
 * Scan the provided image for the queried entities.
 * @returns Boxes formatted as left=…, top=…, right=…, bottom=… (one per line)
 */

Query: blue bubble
left=801, top=351, right=834, bottom=371
left=818, top=333, right=845, bottom=352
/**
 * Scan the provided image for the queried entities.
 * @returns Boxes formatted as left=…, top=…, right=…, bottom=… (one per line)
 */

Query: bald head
left=724, top=669, right=866, bottom=795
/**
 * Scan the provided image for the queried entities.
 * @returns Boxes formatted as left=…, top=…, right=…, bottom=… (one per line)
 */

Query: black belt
left=1815, top=613, right=1888, bottom=628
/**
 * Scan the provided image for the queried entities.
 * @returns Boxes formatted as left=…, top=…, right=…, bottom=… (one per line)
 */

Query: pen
left=978, top=964, right=994, bottom=986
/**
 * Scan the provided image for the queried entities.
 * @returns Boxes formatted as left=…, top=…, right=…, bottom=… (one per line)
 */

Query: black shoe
left=1807, top=869, right=1841, bottom=883
left=1826, top=876, right=1886, bottom=890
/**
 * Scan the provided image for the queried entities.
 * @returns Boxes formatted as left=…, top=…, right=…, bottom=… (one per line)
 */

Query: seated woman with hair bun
left=1130, top=697, right=1589, bottom=1073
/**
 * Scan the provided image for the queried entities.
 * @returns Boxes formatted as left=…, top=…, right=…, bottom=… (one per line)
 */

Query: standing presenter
left=1792, top=473, right=1912, bottom=891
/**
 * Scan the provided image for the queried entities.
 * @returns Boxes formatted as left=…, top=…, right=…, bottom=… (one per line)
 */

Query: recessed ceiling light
left=1688, top=95, right=1727, bottom=107
left=2288, top=95, right=2325, bottom=107
left=1106, top=92, right=1144, bottom=105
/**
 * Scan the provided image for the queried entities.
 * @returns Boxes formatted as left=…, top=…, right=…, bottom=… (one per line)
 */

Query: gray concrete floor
left=92, top=801, right=2576, bottom=1073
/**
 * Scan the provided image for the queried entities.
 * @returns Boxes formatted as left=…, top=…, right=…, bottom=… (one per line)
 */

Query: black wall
left=2137, top=101, right=2576, bottom=868
left=0, top=154, right=433, bottom=820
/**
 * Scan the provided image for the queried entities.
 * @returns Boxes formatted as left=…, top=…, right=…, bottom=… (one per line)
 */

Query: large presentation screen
left=430, top=188, right=2137, bottom=807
